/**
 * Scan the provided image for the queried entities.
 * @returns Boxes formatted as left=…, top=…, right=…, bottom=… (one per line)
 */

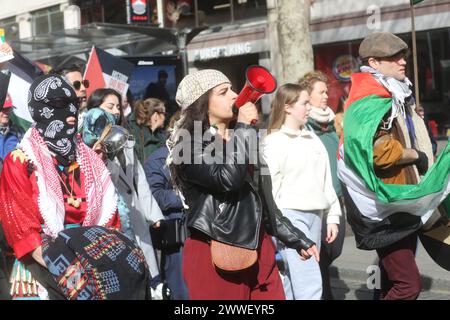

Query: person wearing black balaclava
left=27, top=73, right=79, bottom=166
left=0, top=74, right=129, bottom=300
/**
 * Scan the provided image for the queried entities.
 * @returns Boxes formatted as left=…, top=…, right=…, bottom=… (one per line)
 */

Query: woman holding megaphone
left=167, top=68, right=319, bottom=300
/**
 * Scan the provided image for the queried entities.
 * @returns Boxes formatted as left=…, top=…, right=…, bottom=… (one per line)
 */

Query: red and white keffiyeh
left=19, top=127, right=117, bottom=238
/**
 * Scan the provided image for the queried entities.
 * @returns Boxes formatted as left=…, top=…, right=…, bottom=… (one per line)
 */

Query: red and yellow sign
left=332, top=55, right=359, bottom=82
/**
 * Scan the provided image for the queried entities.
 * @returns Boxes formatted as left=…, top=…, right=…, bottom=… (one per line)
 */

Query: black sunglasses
left=72, top=79, right=90, bottom=90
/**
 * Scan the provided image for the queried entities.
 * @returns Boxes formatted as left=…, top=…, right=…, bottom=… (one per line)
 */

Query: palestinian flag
left=0, top=69, right=10, bottom=109
left=339, top=73, right=449, bottom=220
left=84, top=46, right=135, bottom=99
left=338, top=73, right=450, bottom=250
left=3, top=51, right=44, bottom=132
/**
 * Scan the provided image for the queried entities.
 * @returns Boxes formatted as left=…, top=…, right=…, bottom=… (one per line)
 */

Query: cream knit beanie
left=175, top=69, right=230, bottom=110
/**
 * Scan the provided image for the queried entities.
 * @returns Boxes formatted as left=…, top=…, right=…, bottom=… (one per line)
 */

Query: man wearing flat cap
left=337, top=32, right=450, bottom=300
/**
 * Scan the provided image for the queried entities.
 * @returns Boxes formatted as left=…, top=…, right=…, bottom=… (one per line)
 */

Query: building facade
left=310, top=0, right=450, bottom=136
left=1, top=0, right=449, bottom=134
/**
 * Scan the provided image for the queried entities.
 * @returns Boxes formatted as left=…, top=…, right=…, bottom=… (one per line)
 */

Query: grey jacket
left=107, top=147, right=164, bottom=278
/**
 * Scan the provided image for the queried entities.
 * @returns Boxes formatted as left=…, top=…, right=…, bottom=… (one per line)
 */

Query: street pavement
left=329, top=234, right=450, bottom=300
left=331, top=277, right=450, bottom=300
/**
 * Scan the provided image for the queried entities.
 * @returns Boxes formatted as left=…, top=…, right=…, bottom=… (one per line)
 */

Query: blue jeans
left=162, top=247, right=189, bottom=300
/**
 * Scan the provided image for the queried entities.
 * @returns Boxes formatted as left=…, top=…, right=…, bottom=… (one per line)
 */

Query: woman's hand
left=326, top=223, right=339, bottom=244
left=298, top=244, right=320, bottom=262
left=152, top=220, right=162, bottom=229
left=0, top=42, right=13, bottom=55
left=92, top=141, right=107, bottom=162
left=236, top=102, right=259, bottom=125
left=0, top=42, right=13, bottom=68
left=31, top=246, right=47, bottom=268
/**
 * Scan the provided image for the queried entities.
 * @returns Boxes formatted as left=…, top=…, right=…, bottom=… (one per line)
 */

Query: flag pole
left=410, top=1, right=420, bottom=106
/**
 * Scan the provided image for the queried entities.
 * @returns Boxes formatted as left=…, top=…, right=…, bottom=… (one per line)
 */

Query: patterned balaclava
left=28, top=74, right=80, bottom=166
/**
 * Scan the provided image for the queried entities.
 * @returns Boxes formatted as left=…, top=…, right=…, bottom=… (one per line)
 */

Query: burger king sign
left=332, top=55, right=359, bottom=82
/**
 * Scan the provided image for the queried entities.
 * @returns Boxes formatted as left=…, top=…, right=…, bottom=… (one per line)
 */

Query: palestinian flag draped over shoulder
left=341, top=72, right=450, bottom=269
left=338, top=73, right=450, bottom=226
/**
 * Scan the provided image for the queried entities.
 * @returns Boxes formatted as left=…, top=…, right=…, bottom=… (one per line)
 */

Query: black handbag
left=150, top=218, right=186, bottom=250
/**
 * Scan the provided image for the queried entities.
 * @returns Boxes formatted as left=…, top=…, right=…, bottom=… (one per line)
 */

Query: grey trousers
left=278, top=209, right=323, bottom=300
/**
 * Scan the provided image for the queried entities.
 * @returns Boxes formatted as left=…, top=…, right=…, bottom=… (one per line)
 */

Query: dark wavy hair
left=168, top=90, right=211, bottom=190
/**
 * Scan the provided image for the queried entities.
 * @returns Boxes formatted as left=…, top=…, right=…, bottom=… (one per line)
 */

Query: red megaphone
left=233, top=65, right=277, bottom=125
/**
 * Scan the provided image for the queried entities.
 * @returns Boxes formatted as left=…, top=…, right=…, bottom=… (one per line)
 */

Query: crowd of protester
left=0, top=31, right=447, bottom=301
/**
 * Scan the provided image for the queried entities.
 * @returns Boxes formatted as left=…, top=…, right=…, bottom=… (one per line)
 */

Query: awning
left=9, top=22, right=207, bottom=67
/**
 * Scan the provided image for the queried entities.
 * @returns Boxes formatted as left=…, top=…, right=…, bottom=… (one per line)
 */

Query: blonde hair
left=267, top=83, right=308, bottom=134
left=133, top=98, right=165, bottom=126
left=298, top=71, right=328, bottom=94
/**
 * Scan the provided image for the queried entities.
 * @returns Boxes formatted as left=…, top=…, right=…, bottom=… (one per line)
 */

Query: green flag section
left=411, top=0, right=424, bottom=5
left=9, top=112, right=31, bottom=133
left=343, top=94, right=450, bottom=203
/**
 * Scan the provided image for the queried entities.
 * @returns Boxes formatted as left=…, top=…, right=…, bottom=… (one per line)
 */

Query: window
left=164, top=0, right=267, bottom=28
left=74, top=0, right=127, bottom=25
left=313, top=28, right=450, bottom=137
left=31, top=6, right=64, bottom=36
left=0, top=17, right=19, bottom=41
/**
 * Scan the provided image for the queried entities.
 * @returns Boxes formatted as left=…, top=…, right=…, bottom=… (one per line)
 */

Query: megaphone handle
left=233, top=105, right=258, bottom=126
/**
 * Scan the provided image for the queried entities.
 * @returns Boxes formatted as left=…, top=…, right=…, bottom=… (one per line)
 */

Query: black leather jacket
left=177, top=123, right=315, bottom=252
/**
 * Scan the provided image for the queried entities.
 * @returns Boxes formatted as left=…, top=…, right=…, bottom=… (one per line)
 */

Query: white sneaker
left=151, top=283, right=164, bottom=300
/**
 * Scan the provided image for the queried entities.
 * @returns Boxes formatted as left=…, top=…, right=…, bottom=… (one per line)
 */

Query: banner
left=84, top=46, right=135, bottom=99
left=0, top=28, right=14, bottom=64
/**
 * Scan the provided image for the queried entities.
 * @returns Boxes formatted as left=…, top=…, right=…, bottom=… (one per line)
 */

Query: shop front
left=186, top=23, right=273, bottom=114
left=310, top=0, right=450, bottom=138
left=313, top=26, right=450, bottom=138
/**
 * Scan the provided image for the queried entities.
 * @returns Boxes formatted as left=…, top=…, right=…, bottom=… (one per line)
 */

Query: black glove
left=414, top=149, right=428, bottom=175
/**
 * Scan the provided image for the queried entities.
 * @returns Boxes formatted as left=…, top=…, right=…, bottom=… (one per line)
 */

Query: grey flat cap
left=359, top=32, right=408, bottom=60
